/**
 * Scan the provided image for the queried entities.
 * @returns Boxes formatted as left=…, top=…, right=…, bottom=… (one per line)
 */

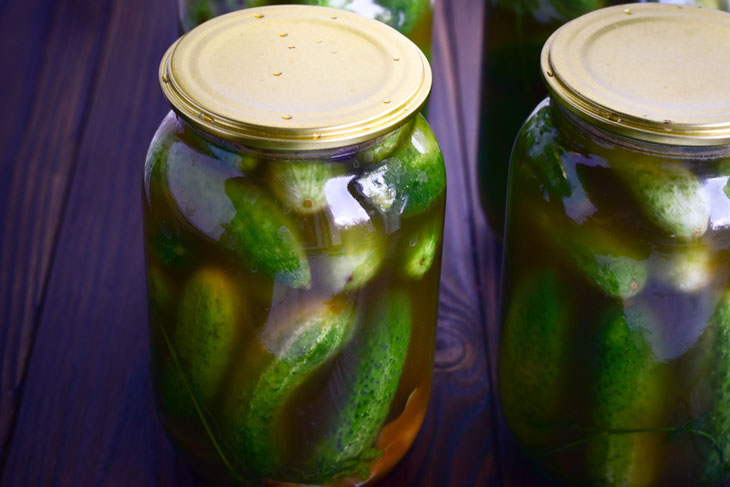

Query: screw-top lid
left=542, top=3, right=730, bottom=146
left=159, top=5, right=431, bottom=150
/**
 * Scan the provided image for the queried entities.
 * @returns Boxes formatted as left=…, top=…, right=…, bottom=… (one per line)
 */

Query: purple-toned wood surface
left=0, top=0, right=555, bottom=484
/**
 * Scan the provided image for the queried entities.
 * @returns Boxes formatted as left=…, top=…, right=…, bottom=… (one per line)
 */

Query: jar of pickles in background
left=178, top=0, right=434, bottom=60
left=500, top=4, right=730, bottom=485
left=143, top=6, right=445, bottom=486
left=478, top=0, right=729, bottom=237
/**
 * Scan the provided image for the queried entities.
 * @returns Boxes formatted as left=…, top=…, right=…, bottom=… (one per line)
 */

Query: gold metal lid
left=160, top=5, right=431, bottom=150
left=542, top=3, right=730, bottom=146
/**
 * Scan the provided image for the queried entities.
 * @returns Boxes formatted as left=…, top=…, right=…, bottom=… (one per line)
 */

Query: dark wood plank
left=0, top=0, right=113, bottom=459
left=0, top=0, right=184, bottom=483
left=2, top=0, right=501, bottom=485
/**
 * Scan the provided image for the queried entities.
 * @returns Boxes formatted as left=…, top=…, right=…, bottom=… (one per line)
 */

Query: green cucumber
left=152, top=223, right=187, bottom=267
left=352, top=116, right=445, bottom=218
left=307, top=292, right=412, bottom=483
left=166, top=142, right=240, bottom=240
left=565, top=223, right=648, bottom=299
left=183, top=123, right=259, bottom=173
left=322, top=235, right=385, bottom=293
left=552, top=0, right=602, bottom=21
left=499, top=271, right=570, bottom=447
left=356, top=121, right=412, bottom=166
left=220, top=178, right=310, bottom=288
left=702, top=290, right=730, bottom=482
left=588, top=305, right=663, bottom=486
left=160, top=268, right=238, bottom=420
left=372, top=0, right=432, bottom=36
left=402, top=219, right=441, bottom=279
left=267, top=160, right=344, bottom=215
left=179, top=0, right=217, bottom=31
left=233, top=302, right=356, bottom=477
left=519, top=102, right=572, bottom=201
left=656, top=245, right=713, bottom=293
left=617, top=161, right=709, bottom=240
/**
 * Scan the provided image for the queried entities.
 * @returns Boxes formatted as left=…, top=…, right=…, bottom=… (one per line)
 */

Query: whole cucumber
left=159, top=268, right=238, bottom=420
left=231, top=301, right=356, bottom=477
left=221, top=178, right=311, bottom=288
left=321, top=234, right=385, bottom=293
left=617, top=161, right=709, bottom=241
left=267, top=160, right=344, bottom=215
left=356, top=120, right=413, bottom=166
left=516, top=101, right=572, bottom=201
left=500, top=271, right=570, bottom=448
left=352, top=116, right=445, bottom=218
left=656, top=245, right=713, bottom=293
left=402, top=218, right=442, bottom=279
left=702, top=290, right=730, bottom=483
left=306, top=292, right=412, bottom=483
left=588, top=305, right=664, bottom=486
left=565, top=223, right=648, bottom=299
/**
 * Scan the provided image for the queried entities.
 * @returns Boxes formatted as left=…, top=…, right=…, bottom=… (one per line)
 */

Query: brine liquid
left=143, top=114, right=444, bottom=486
left=501, top=102, right=730, bottom=486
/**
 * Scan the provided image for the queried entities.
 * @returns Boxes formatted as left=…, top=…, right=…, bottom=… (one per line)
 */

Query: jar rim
left=541, top=3, right=730, bottom=147
left=160, top=5, right=432, bottom=151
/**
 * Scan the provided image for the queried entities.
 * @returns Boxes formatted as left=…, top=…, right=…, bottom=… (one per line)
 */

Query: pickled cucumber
left=588, top=305, right=662, bottom=486
left=233, top=301, right=356, bottom=477
left=166, top=142, right=240, bottom=240
left=702, top=290, right=730, bottom=482
left=552, top=0, right=602, bottom=21
left=221, top=178, right=311, bottom=288
left=500, top=271, right=569, bottom=447
left=356, top=121, right=411, bottom=166
left=352, top=116, right=445, bottom=218
left=267, top=160, right=344, bottom=215
left=160, top=268, right=238, bottom=420
left=519, top=102, right=572, bottom=201
left=307, top=292, right=412, bottom=483
left=374, top=0, right=431, bottom=36
left=402, top=219, right=441, bottom=278
left=565, top=223, right=648, bottom=299
left=617, top=162, right=710, bottom=240
left=656, top=245, right=713, bottom=293
left=153, top=224, right=187, bottom=266
left=322, top=235, right=385, bottom=293
left=179, top=0, right=216, bottom=31
left=184, top=123, right=259, bottom=173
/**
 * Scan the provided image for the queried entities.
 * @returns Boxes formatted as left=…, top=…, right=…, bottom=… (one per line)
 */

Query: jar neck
left=549, top=98, right=730, bottom=160
left=174, top=112, right=416, bottom=162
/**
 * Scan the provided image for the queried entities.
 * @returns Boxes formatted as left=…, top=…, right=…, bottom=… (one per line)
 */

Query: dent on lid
left=541, top=3, right=730, bottom=146
left=160, top=5, right=431, bottom=150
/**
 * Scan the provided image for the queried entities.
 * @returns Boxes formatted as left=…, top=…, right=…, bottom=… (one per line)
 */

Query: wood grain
left=0, top=0, right=113, bottom=461
left=0, top=0, right=182, bottom=483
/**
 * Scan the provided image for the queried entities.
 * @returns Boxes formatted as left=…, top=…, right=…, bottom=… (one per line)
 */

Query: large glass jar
left=177, top=0, right=434, bottom=59
left=501, top=5, right=730, bottom=485
left=143, top=7, right=444, bottom=486
left=478, top=0, right=729, bottom=236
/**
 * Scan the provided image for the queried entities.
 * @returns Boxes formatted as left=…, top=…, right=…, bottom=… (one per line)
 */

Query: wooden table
left=0, top=0, right=556, bottom=484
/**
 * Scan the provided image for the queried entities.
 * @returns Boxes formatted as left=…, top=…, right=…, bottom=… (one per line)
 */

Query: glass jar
left=501, top=5, right=730, bottom=486
left=478, top=0, right=730, bottom=236
left=177, top=0, right=434, bottom=60
left=143, top=7, right=444, bottom=486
